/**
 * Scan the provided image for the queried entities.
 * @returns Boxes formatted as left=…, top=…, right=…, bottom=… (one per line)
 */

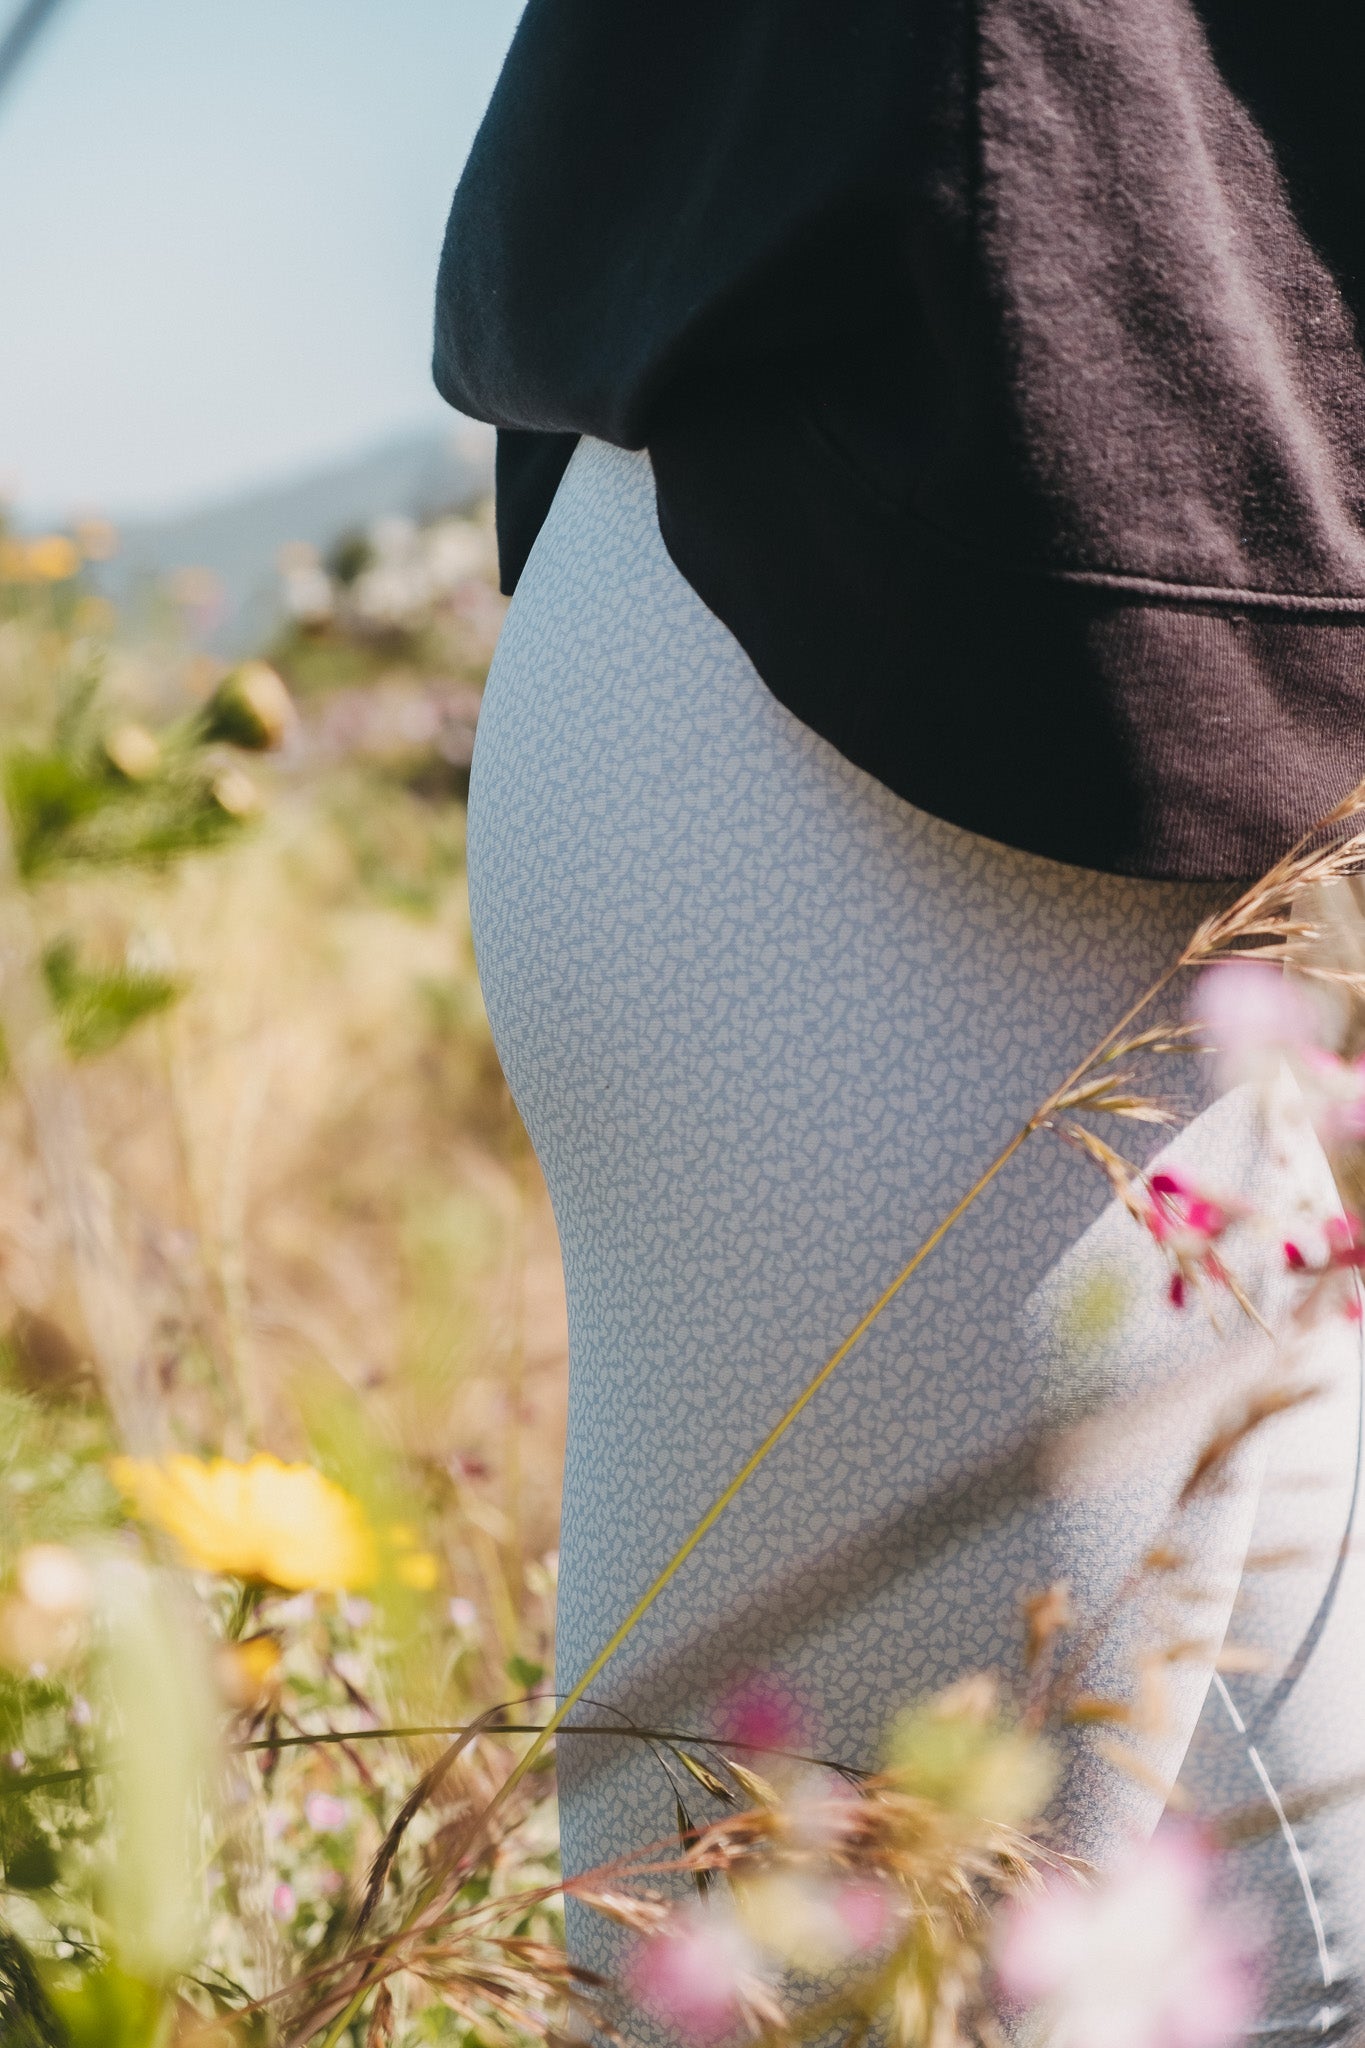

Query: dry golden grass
left=0, top=579, right=569, bottom=1630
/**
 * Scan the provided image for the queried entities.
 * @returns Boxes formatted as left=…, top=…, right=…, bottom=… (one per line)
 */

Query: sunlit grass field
left=0, top=513, right=577, bottom=2045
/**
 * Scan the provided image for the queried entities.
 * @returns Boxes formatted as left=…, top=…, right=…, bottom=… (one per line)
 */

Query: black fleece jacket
left=434, top=0, right=1365, bottom=879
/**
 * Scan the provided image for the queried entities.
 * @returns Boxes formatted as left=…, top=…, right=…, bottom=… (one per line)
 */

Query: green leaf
left=0, top=1926, right=66, bottom=2047
left=44, top=1962, right=170, bottom=2048
left=4, top=1827, right=60, bottom=1890
left=3, top=746, right=246, bottom=879
left=505, top=1655, right=544, bottom=1692
left=3, top=751, right=107, bottom=877
left=41, top=941, right=183, bottom=1058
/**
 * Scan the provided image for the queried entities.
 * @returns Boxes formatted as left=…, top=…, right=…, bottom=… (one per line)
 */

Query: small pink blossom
left=1287, top=1212, right=1365, bottom=1273
left=304, top=1791, right=349, bottom=1832
left=271, top=1882, right=296, bottom=1921
left=1138, top=1170, right=1239, bottom=1307
left=1285, top=1214, right=1365, bottom=1320
left=630, top=1902, right=769, bottom=2044
left=995, top=1826, right=1260, bottom=2048
left=1192, top=961, right=1319, bottom=1087
left=831, top=1878, right=893, bottom=1954
left=1297, top=1047, right=1365, bottom=1149
left=715, top=1672, right=809, bottom=1759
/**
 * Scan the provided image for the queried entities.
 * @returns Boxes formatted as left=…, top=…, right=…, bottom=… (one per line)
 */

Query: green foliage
left=4, top=1820, right=61, bottom=1892
left=0, top=1926, right=66, bottom=2047
left=4, top=745, right=245, bottom=879
left=41, top=941, right=182, bottom=1059
left=44, top=1962, right=170, bottom=2048
left=0, top=1382, right=115, bottom=1559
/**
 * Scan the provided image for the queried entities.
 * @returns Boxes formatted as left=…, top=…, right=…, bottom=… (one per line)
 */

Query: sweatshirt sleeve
left=432, top=0, right=920, bottom=447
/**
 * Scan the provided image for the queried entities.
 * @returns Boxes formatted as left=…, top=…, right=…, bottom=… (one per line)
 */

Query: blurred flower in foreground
left=1297, top=1046, right=1365, bottom=1150
left=717, top=1671, right=809, bottom=1761
left=1137, top=1169, right=1239, bottom=1309
left=215, top=1632, right=282, bottom=1710
left=885, top=1674, right=1055, bottom=1828
left=0, top=534, right=80, bottom=582
left=1192, top=959, right=1365, bottom=1155
left=111, top=1452, right=378, bottom=1589
left=1192, top=960, right=1318, bottom=1089
left=304, top=1791, right=349, bottom=1833
left=385, top=1521, right=440, bottom=1590
left=1285, top=1212, right=1365, bottom=1321
left=630, top=1900, right=778, bottom=2044
left=995, top=1826, right=1260, bottom=2048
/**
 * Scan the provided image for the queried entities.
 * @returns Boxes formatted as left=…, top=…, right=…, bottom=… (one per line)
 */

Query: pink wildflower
left=831, top=1878, right=893, bottom=1954
left=304, top=1791, right=349, bottom=1832
left=715, top=1672, right=809, bottom=1759
left=630, top=1901, right=769, bottom=2044
left=1138, top=1169, right=1238, bottom=1307
left=1286, top=1212, right=1365, bottom=1273
left=271, top=1881, right=296, bottom=1921
left=1192, top=961, right=1319, bottom=1087
left=1297, top=1046, right=1365, bottom=1149
left=1284, top=1214, right=1365, bottom=1320
left=995, top=1826, right=1260, bottom=2048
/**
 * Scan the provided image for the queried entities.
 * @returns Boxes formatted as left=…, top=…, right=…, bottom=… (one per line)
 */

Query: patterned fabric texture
left=467, top=437, right=1365, bottom=2042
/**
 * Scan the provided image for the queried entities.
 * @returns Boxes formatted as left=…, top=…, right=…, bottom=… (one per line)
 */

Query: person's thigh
left=467, top=437, right=1344, bottom=2025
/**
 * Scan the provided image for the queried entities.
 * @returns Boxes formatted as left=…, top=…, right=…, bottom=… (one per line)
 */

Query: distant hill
left=101, top=420, right=496, bottom=654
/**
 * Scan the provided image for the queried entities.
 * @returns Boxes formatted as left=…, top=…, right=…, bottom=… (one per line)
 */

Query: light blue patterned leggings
left=468, top=439, right=1365, bottom=2041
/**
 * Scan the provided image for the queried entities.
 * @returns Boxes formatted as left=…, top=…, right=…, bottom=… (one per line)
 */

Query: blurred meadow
left=0, top=502, right=578, bottom=2046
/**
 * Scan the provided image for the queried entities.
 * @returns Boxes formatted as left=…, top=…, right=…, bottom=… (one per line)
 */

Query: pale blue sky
left=0, top=0, right=523, bottom=516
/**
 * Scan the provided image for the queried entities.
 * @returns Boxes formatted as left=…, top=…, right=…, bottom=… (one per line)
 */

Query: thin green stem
left=315, top=1982, right=370, bottom=2048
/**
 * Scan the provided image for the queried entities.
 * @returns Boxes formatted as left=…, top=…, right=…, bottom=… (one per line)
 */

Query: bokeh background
left=0, top=15, right=580, bottom=2032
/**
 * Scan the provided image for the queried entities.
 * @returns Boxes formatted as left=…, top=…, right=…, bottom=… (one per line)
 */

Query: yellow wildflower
left=386, top=1522, right=440, bottom=1591
left=25, top=535, right=80, bottom=581
left=395, top=1549, right=439, bottom=1591
left=215, top=1634, right=283, bottom=1709
left=111, top=1453, right=377, bottom=1590
left=0, top=534, right=80, bottom=582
